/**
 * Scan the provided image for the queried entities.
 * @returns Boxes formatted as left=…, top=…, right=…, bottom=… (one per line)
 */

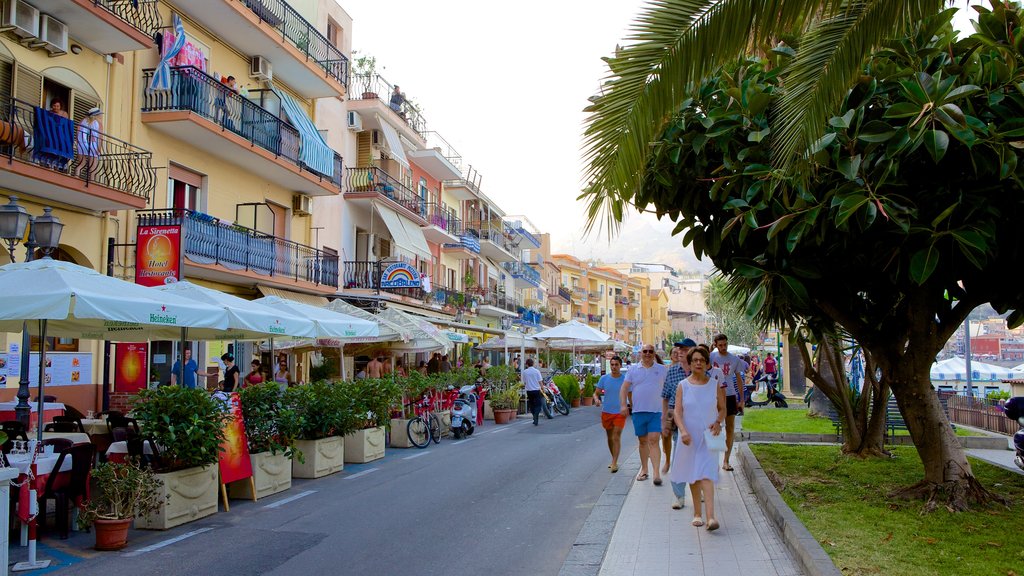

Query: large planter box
left=345, top=426, right=386, bottom=463
left=484, top=400, right=494, bottom=421
left=390, top=418, right=415, bottom=448
left=292, top=437, right=344, bottom=478
left=137, top=465, right=219, bottom=530
left=228, top=451, right=291, bottom=500
left=435, top=410, right=451, bottom=437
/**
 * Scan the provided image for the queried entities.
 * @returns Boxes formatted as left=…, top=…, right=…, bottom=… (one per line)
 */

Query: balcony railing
left=351, top=73, right=426, bottom=135
left=1, top=97, right=155, bottom=202
left=342, top=260, right=425, bottom=300
left=588, top=292, right=600, bottom=303
left=138, top=209, right=338, bottom=288
left=587, top=314, right=604, bottom=323
left=142, top=66, right=342, bottom=187
left=464, top=219, right=517, bottom=254
left=423, top=202, right=462, bottom=236
left=629, top=298, right=640, bottom=307
left=614, top=296, right=630, bottom=306
left=346, top=167, right=425, bottom=217
left=241, top=0, right=349, bottom=88
left=99, top=0, right=162, bottom=39
left=476, top=289, right=518, bottom=313
left=502, top=261, right=541, bottom=285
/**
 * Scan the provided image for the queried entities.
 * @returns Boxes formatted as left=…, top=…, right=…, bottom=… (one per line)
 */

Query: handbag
left=704, top=428, right=726, bottom=452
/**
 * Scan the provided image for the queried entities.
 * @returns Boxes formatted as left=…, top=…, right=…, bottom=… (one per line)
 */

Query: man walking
left=710, top=334, right=747, bottom=471
left=620, top=345, right=668, bottom=484
left=599, top=356, right=627, bottom=472
left=522, top=358, right=543, bottom=425
left=662, top=339, right=695, bottom=509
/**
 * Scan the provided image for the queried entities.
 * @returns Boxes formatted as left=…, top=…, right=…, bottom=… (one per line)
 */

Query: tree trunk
left=806, top=386, right=832, bottom=417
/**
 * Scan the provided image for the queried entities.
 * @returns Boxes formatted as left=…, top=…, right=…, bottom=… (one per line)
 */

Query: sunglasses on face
left=641, top=350, right=655, bottom=354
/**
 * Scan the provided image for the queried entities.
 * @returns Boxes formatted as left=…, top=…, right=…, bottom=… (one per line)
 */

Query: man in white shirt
left=522, top=358, right=544, bottom=426
left=620, top=345, right=668, bottom=485
left=710, top=334, right=747, bottom=471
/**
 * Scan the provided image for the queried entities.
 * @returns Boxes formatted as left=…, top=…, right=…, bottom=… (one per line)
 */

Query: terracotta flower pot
left=581, top=396, right=595, bottom=406
left=571, top=398, right=581, bottom=408
left=493, top=409, right=516, bottom=424
left=94, top=517, right=132, bottom=550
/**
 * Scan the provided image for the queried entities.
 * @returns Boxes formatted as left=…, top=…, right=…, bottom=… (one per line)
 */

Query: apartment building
left=551, top=254, right=644, bottom=342
left=0, top=0, right=162, bottom=408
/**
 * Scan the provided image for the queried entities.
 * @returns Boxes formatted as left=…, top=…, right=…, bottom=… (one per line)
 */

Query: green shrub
left=78, top=461, right=165, bottom=527
left=132, top=386, right=228, bottom=471
left=490, top=383, right=523, bottom=410
left=309, top=356, right=336, bottom=382
left=284, top=381, right=358, bottom=440
left=583, top=375, right=598, bottom=397
left=986, top=389, right=1011, bottom=401
left=238, top=382, right=300, bottom=458
left=554, top=374, right=580, bottom=404
left=486, top=364, right=518, bottom=393
left=343, top=377, right=404, bottom=428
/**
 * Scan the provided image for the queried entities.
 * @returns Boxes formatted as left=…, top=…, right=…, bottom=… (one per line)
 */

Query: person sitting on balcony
left=389, top=85, right=405, bottom=116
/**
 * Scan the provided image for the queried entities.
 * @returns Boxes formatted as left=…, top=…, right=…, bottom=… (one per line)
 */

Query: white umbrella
left=153, top=281, right=317, bottom=339
left=325, top=299, right=412, bottom=343
left=379, top=308, right=451, bottom=352
left=477, top=334, right=543, bottom=351
left=728, top=344, right=751, bottom=355
left=533, top=319, right=610, bottom=372
left=930, top=356, right=1021, bottom=381
left=253, top=296, right=378, bottom=339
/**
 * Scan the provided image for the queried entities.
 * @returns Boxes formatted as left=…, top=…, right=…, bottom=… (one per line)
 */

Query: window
left=327, top=19, right=342, bottom=49
left=168, top=165, right=204, bottom=211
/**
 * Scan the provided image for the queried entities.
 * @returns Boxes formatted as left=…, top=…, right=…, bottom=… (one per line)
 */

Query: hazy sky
left=338, top=0, right=982, bottom=273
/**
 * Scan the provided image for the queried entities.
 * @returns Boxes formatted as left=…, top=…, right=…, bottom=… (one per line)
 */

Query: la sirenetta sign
left=380, top=262, right=421, bottom=289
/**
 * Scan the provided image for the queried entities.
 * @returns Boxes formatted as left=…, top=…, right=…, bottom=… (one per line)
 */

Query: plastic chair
left=127, top=436, right=161, bottom=470
left=106, top=415, right=140, bottom=437
left=39, top=443, right=94, bottom=539
left=44, top=421, right=82, bottom=433
left=52, top=415, right=86, bottom=433
left=41, top=438, right=74, bottom=453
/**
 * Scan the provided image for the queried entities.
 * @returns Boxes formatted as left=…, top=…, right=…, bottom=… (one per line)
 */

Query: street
left=44, top=406, right=615, bottom=576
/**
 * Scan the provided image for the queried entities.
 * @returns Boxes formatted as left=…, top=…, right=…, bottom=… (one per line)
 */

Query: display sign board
left=218, top=393, right=254, bottom=485
left=380, top=262, right=421, bottom=289
left=115, top=343, right=149, bottom=393
left=3, top=353, right=95, bottom=387
left=135, top=224, right=182, bottom=286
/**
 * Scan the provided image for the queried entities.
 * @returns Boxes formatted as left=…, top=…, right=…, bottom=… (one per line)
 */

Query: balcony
left=431, top=285, right=477, bottom=314
left=571, top=287, right=587, bottom=303
left=421, top=202, right=461, bottom=244
left=138, top=209, right=338, bottom=292
left=408, top=132, right=463, bottom=181
left=141, top=67, right=342, bottom=196
left=475, top=289, right=518, bottom=317
left=502, top=261, right=541, bottom=289
left=513, top=308, right=542, bottom=330
left=547, top=285, right=571, bottom=305
left=588, top=292, right=600, bottom=303
left=0, top=97, right=155, bottom=211
left=349, top=74, right=427, bottom=141
left=442, top=232, right=480, bottom=260
left=170, top=0, right=348, bottom=98
left=465, top=220, right=517, bottom=262
left=345, top=167, right=427, bottom=223
left=587, top=314, right=604, bottom=324
left=617, top=319, right=643, bottom=329
left=442, top=167, right=483, bottom=202
left=615, top=295, right=630, bottom=306
left=27, top=0, right=159, bottom=53
left=341, top=260, right=424, bottom=302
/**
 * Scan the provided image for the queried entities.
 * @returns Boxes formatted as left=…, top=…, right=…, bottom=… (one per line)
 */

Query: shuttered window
left=71, top=93, right=99, bottom=124
left=14, top=64, right=41, bottom=107
left=0, top=57, right=13, bottom=105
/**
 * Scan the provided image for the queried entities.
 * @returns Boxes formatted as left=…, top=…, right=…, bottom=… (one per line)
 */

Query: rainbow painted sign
left=380, top=262, right=421, bottom=289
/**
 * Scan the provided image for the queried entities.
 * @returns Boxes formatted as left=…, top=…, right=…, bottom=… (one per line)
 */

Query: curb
left=737, top=444, right=842, bottom=576
left=740, top=431, right=1007, bottom=450
left=558, top=451, right=639, bottom=576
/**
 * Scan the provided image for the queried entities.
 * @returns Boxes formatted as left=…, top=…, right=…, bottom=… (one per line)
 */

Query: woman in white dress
left=670, top=346, right=726, bottom=530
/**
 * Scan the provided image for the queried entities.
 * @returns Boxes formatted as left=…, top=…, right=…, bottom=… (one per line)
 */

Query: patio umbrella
left=253, top=296, right=378, bottom=340
left=533, top=319, right=610, bottom=368
left=325, top=299, right=412, bottom=343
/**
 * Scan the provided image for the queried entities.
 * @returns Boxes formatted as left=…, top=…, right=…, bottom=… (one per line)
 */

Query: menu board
left=0, top=352, right=94, bottom=387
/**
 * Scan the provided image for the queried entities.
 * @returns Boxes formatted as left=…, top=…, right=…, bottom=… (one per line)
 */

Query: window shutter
left=0, top=57, right=13, bottom=104
left=14, top=65, right=41, bottom=107
left=71, top=93, right=99, bottom=124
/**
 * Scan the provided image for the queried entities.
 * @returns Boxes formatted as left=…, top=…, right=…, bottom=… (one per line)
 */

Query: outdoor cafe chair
left=52, top=415, right=86, bottom=433
left=44, top=421, right=82, bottom=434
left=41, top=438, right=74, bottom=453
left=39, top=443, right=94, bottom=539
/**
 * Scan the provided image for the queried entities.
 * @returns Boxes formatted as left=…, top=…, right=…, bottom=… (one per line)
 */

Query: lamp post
left=0, top=196, right=64, bottom=429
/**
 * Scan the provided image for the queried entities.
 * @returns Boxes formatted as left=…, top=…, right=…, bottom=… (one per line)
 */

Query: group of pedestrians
left=596, top=334, right=749, bottom=531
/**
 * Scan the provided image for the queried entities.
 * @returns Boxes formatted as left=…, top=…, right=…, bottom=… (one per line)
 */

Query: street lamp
left=0, top=196, right=64, bottom=428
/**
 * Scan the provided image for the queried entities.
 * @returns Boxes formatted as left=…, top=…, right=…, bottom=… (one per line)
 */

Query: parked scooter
left=451, top=384, right=479, bottom=439
left=745, top=374, right=788, bottom=408
left=540, top=377, right=571, bottom=418
left=1002, top=396, right=1024, bottom=471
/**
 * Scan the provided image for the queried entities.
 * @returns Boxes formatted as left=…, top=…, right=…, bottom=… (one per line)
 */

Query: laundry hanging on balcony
left=272, top=87, right=335, bottom=178
left=148, top=14, right=185, bottom=92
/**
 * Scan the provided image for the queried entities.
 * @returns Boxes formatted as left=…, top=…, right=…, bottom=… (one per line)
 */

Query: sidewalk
left=596, top=447, right=802, bottom=576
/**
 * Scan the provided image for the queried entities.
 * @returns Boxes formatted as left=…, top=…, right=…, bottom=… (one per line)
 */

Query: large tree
left=583, top=4, right=1024, bottom=509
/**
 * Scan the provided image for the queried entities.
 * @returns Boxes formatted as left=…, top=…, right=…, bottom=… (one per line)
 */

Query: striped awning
left=273, top=87, right=335, bottom=178
left=376, top=117, right=409, bottom=169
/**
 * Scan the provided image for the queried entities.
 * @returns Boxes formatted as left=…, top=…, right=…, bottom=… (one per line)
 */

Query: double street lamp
left=0, top=195, right=65, bottom=428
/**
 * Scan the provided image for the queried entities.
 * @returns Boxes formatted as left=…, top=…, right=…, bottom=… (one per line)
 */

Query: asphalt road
left=42, top=405, right=617, bottom=576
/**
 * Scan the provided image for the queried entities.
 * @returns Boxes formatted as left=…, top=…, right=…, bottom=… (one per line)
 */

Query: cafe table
left=39, top=432, right=91, bottom=445
left=0, top=402, right=65, bottom=428
left=79, top=418, right=109, bottom=436
left=6, top=451, right=72, bottom=524
left=105, top=441, right=155, bottom=464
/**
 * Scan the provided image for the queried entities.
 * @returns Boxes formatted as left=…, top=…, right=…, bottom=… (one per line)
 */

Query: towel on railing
left=32, top=107, right=74, bottom=168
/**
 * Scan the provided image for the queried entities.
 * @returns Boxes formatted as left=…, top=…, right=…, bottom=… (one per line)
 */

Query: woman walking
left=670, top=346, right=726, bottom=530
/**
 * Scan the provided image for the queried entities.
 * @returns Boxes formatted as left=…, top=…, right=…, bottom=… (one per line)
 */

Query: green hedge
left=554, top=374, right=580, bottom=404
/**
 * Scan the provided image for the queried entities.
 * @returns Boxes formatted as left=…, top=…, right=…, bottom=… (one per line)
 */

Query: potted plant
left=391, top=372, right=433, bottom=447
left=130, top=386, right=228, bottom=530
left=343, top=377, right=401, bottom=462
left=489, top=384, right=522, bottom=424
left=284, top=380, right=357, bottom=478
left=581, top=375, right=598, bottom=406
left=353, top=52, right=378, bottom=99
left=230, top=382, right=300, bottom=500
left=554, top=374, right=581, bottom=408
left=78, top=461, right=165, bottom=550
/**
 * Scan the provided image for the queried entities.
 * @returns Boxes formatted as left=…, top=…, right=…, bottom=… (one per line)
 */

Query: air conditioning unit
left=292, top=194, right=312, bottom=216
left=2, top=0, right=40, bottom=40
left=347, top=111, right=363, bottom=131
left=250, top=55, right=273, bottom=82
left=37, top=14, right=67, bottom=55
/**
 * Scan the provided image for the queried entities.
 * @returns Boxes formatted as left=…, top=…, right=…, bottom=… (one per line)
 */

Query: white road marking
left=344, top=467, right=379, bottom=480
left=263, top=490, right=316, bottom=509
left=123, top=527, right=215, bottom=556
left=403, top=451, right=431, bottom=460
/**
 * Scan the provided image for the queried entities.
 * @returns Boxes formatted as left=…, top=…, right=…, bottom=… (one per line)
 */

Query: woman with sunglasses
left=671, top=346, right=726, bottom=531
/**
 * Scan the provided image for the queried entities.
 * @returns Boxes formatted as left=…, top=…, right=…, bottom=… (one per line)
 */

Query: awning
left=274, top=87, right=335, bottom=177
left=443, top=331, right=470, bottom=344
left=375, top=203, right=431, bottom=260
left=423, top=316, right=506, bottom=336
left=377, top=116, right=409, bottom=169
left=256, top=285, right=329, bottom=307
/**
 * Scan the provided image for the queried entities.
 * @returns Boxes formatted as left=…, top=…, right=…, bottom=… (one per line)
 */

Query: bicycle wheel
left=554, top=396, right=570, bottom=415
left=429, top=413, right=442, bottom=444
left=407, top=417, right=430, bottom=449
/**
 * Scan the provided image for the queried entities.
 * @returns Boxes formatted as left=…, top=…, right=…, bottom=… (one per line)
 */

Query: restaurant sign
left=135, top=224, right=182, bottom=287
left=380, top=262, right=421, bottom=289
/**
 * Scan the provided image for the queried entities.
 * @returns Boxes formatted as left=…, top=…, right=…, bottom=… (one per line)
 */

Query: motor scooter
left=540, top=377, right=571, bottom=418
left=1002, top=396, right=1024, bottom=471
left=451, top=384, right=479, bottom=439
left=745, top=374, right=788, bottom=408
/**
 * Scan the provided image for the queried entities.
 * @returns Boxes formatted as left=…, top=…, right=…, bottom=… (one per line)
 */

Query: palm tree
left=580, top=0, right=949, bottom=233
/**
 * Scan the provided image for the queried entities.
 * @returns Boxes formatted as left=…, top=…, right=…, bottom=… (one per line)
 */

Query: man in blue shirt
left=598, top=356, right=626, bottom=473
left=170, top=348, right=212, bottom=390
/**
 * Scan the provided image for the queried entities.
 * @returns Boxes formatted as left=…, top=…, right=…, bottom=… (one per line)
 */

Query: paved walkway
left=598, top=446, right=803, bottom=576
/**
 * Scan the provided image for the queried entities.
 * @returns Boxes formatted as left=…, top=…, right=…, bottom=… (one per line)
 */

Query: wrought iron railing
left=342, top=260, right=426, bottom=299
left=421, top=131, right=462, bottom=172
left=588, top=292, right=600, bottom=303
left=558, top=286, right=572, bottom=302
left=629, top=298, right=640, bottom=307
left=0, top=97, right=155, bottom=202
left=431, top=285, right=477, bottom=311
left=98, top=0, right=161, bottom=40
left=351, top=73, right=426, bottom=136
left=137, top=209, right=338, bottom=287
left=464, top=219, right=517, bottom=255
left=423, top=202, right=462, bottom=236
left=142, top=67, right=342, bottom=187
left=587, top=314, right=604, bottom=323
left=345, top=167, right=425, bottom=218
left=502, top=261, right=541, bottom=285
left=241, top=0, right=349, bottom=88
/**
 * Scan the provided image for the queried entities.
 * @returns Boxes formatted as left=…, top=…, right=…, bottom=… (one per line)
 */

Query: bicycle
left=406, top=395, right=442, bottom=449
